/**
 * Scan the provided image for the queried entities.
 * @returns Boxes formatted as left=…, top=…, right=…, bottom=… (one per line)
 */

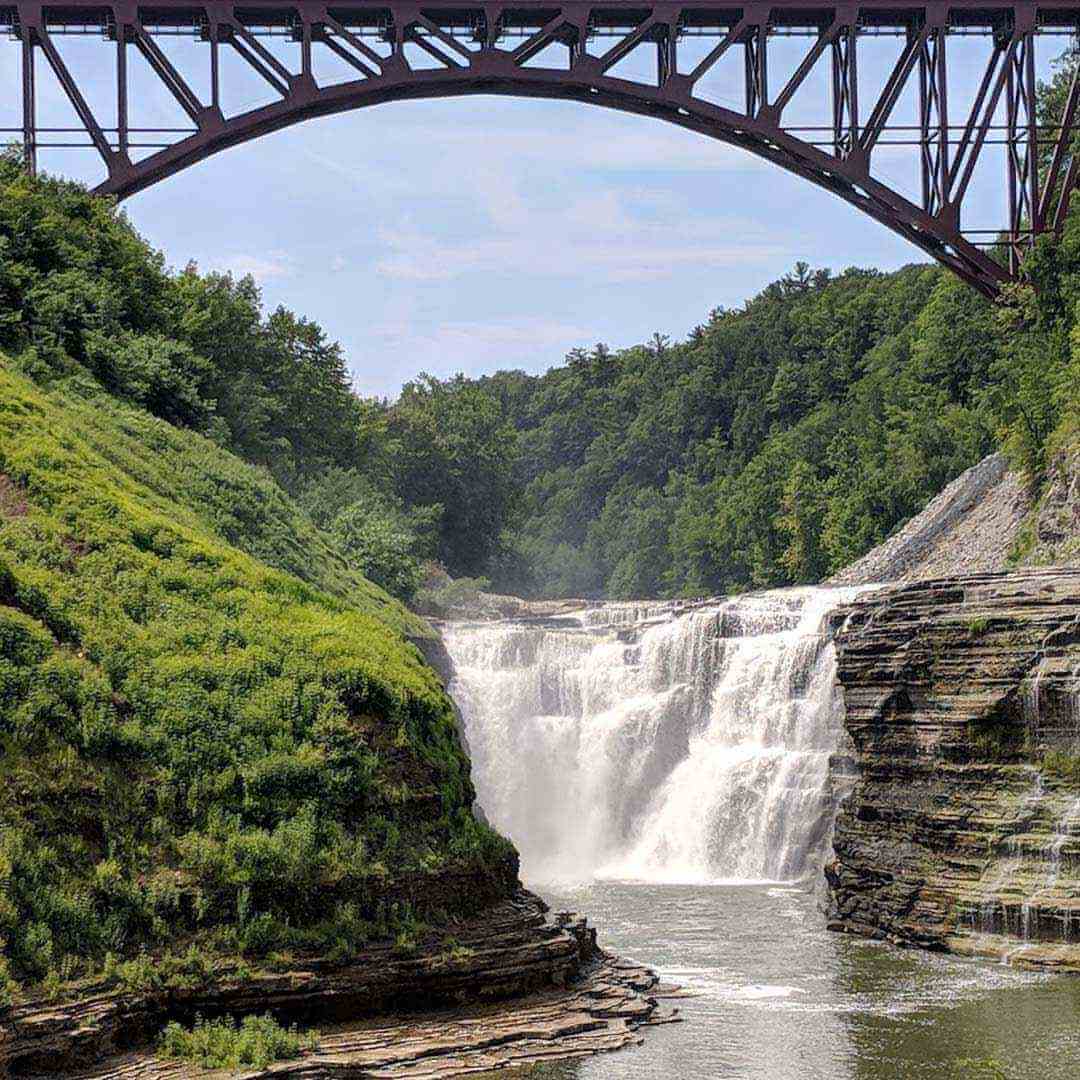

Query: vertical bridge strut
left=5, top=0, right=1080, bottom=296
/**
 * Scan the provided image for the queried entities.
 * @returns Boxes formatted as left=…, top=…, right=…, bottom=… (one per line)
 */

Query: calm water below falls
left=444, top=590, right=1080, bottom=1079
left=531, top=880, right=1080, bottom=1079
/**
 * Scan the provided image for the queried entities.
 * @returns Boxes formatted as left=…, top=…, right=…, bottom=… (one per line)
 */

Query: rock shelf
left=62, top=957, right=672, bottom=1079
left=4, top=893, right=673, bottom=1079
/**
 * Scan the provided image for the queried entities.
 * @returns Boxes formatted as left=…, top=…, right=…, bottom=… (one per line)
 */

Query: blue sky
left=0, top=27, right=1068, bottom=398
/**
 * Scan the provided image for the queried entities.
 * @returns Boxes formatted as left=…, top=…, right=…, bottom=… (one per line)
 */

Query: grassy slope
left=0, top=361, right=514, bottom=995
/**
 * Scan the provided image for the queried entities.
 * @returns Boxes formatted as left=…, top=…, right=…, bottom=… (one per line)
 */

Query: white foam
left=444, top=586, right=867, bottom=886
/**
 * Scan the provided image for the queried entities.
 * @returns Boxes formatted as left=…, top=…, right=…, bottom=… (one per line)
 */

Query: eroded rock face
left=1029, top=444, right=1080, bottom=568
left=826, top=569, right=1080, bottom=968
left=828, top=454, right=1034, bottom=587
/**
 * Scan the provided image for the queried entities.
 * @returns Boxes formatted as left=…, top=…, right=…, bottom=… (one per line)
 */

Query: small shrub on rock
left=158, top=1013, right=317, bottom=1071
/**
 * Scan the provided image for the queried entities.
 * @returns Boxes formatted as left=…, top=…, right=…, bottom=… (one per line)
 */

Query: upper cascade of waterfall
left=444, top=585, right=868, bottom=887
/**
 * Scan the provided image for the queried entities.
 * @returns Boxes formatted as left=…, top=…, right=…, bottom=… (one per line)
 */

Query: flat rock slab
left=56, top=957, right=676, bottom=1079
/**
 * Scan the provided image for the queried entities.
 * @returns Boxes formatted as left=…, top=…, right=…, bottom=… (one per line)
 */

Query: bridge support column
left=20, top=22, right=35, bottom=175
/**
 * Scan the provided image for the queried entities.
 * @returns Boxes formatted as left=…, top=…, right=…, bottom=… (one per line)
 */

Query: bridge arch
left=7, top=1, right=1080, bottom=296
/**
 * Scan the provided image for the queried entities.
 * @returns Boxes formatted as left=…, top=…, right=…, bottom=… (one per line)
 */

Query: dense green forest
left=475, top=242, right=1080, bottom=598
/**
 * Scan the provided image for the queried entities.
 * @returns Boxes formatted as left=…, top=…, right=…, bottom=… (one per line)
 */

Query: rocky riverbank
left=825, top=568, right=1080, bottom=968
left=4, top=892, right=673, bottom=1078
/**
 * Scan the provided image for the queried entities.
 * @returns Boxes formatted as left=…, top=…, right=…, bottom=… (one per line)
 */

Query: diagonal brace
left=1039, top=59, right=1080, bottom=230
left=686, top=16, right=749, bottom=87
left=222, top=19, right=294, bottom=96
left=130, top=23, right=204, bottom=123
left=35, top=27, right=120, bottom=169
left=511, top=13, right=571, bottom=66
left=861, top=24, right=930, bottom=154
left=595, top=13, right=661, bottom=73
left=947, top=35, right=1015, bottom=209
left=770, top=19, right=841, bottom=117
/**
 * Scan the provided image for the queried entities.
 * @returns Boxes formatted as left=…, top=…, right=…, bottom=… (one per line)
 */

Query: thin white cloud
left=375, top=230, right=778, bottom=283
left=216, top=252, right=293, bottom=282
left=351, top=316, right=599, bottom=395
left=373, top=183, right=782, bottom=284
left=388, top=123, right=761, bottom=174
left=299, top=101, right=766, bottom=208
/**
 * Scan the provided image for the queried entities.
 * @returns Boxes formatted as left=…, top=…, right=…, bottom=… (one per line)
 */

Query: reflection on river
left=506, top=881, right=1080, bottom=1080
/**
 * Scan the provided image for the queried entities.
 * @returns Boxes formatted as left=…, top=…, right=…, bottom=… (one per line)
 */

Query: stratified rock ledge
left=4, top=893, right=674, bottom=1079
left=826, top=568, right=1080, bottom=968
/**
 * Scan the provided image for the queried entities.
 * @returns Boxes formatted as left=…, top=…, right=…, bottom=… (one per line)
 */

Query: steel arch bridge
left=3, top=2, right=1080, bottom=295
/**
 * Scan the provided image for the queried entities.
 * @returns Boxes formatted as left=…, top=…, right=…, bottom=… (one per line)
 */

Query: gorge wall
left=825, top=568, right=1080, bottom=968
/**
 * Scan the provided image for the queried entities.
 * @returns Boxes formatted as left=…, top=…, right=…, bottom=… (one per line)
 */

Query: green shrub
left=413, top=570, right=492, bottom=617
left=951, top=1059, right=1008, bottom=1080
left=0, top=957, right=18, bottom=1009
left=328, top=506, right=425, bottom=601
left=158, top=1013, right=317, bottom=1071
left=390, top=906, right=427, bottom=958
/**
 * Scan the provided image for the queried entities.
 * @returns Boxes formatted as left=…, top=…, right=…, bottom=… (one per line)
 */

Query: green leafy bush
left=413, top=569, right=492, bottom=617
left=1040, top=749, right=1080, bottom=784
left=328, top=505, right=426, bottom=601
left=158, top=1013, right=317, bottom=1071
left=950, top=1058, right=1008, bottom=1080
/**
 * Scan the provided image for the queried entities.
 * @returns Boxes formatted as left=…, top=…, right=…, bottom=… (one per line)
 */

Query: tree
left=775, top=460, right=828, bottom=583
left=387, top=375, right=520, bottom=577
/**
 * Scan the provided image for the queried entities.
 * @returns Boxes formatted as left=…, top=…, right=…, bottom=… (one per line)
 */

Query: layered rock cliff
left=3, top=893, right=671, bottom=1078
left=825, top=568, right=1080, bottom=968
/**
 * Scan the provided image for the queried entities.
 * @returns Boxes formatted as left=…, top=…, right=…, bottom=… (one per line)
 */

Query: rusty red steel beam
left=5, top=0, right=1080, bottom=297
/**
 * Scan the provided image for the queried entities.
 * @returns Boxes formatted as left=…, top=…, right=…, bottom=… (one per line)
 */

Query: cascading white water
left=444, top=586, right=864, bottom=886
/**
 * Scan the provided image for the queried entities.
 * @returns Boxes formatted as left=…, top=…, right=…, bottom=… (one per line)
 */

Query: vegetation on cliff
left=0, top=258, right=515, bottom=1001
left=0, top=151, right=520, bottom=604
left=159, top=1013, right=319, bottom=1070
left=474, top=263, right=996, bottom=598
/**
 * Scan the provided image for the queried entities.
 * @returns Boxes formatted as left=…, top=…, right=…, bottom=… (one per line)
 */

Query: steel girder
left=6, top=1, right=1080, bottom=295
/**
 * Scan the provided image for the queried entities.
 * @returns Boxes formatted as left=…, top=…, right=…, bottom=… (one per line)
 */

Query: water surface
left=525, top=880, right=1080, bottom=1080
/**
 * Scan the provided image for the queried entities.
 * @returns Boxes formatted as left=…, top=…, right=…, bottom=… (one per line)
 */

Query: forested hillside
left=0, top=158, right=514, bottom=1001
left=472, top=264, right=1003, bottom=597
left=474, top=217, right=1080, bottom=599
left=0, top=151, right=519, bottom=606
left=5, top=136, right=1080, bottom=614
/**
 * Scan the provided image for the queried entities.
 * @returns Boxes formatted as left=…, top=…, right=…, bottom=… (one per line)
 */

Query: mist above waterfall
left=444, top=587, right=863, bottom=886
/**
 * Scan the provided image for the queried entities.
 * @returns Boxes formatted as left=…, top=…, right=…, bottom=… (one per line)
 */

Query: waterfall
left=444, top=586, right=862, bottom=886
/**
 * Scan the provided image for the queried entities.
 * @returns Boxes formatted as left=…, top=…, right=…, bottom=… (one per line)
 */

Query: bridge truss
left=3, top=2, right=1080, bottom=295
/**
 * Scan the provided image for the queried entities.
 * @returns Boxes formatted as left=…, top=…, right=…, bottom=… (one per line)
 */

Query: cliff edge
left=830, top=435, right=1080, bottom=588
left=829, top=454, right=1034, bottom=586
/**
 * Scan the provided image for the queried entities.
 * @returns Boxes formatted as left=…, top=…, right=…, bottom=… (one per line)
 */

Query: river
left=530, top=880, right=1080, bottom=1079
left=443, top=589, right=1080, bottom=1079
